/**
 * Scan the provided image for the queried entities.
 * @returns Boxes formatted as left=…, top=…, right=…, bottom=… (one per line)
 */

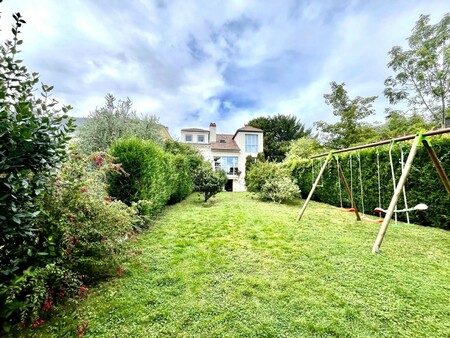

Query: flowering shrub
left=0, top=152, right=138, bottom=333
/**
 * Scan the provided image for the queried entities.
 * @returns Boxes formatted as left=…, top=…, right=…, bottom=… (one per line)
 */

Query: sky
left=0, top=0, right=448, bottom=138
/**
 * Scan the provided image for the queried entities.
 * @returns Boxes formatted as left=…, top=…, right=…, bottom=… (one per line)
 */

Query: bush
left=292, top=136, right=450, bottom=229
left=246, top=161, right=300, bottom=203
left=1, top=152, right=137, bottom=332
left=108, top=138, right=193, bottom=214
left=192, top=165, right=227, bottom=202
left=261, top=176, right=300, bottom=203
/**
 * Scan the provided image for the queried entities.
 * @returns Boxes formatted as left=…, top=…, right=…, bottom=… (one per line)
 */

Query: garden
left=1, top=7, right=450, bottom=338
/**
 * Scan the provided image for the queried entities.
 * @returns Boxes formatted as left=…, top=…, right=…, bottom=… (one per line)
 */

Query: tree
left=164, top=139, right=204, bottom=172
left=248, top=114, right=312, bottom=162
left=314, top=82, right=378, bottom=149
left=384, top=14, right=450, bottom=128
left=77, top=93, right=163, bottom=153
left=192, top=165, right=227, bottom=202
left=377, top=109, right=434, bottom=139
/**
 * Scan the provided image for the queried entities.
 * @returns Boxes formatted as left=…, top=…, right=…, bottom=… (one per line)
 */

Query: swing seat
left=361, top=216, right=383, bottom=223
left=339, top=207, right=356, bottom=212
left=374, top=203, right=428, bottom=214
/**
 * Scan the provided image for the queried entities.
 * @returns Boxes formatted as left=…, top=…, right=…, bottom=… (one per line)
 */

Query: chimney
left=209, top=122, right=216, bottom=143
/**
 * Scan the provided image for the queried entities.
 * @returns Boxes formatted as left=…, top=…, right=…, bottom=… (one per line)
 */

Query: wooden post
left=296, top=153, right=331, bottom=222
left=422, top=140, right=450, bottom=195
left=372, top=136, right=420, bottom=253
left=336, top=158, right=361, bottom=221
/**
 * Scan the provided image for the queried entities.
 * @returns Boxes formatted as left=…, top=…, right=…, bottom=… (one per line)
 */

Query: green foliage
left=284, top=137, right=325, bottom=170
left=1, top=152, right=137, bottom=332
left=384, top=14, right=450, bottom=128
left=292, top=137, right=450, bottom=229
left=246, top=161, right=298, bottom=203
left=108, top=138, right=174, bottom=214
left=248, top=114, right=312, bottom=162
left=192, top=165, right=227, bottom=202
left=77, top=93, right=163, bottom=153
left=164, top=140, right=203, bottom=173
left=314, top=82, right=378, bottom=149
left=377, top=109, right=436, bottom=139
left=260, top=176, right=300, bottom=203
left=0, top=11, right=74, bottom=247
left=108, top=138, right=194, bottom=213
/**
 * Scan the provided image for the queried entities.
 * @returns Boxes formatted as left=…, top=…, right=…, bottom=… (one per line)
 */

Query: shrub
left=108, top=138, right=192, bottom=214
left=1, top=152, right=137, bottom=331
left=260, top=176, right=300, bottom=203
left=192, top=165, right=227, bottom=202
left=245, top=161, right=290, bottom=193
left=164, top=140, right=203, bottom=173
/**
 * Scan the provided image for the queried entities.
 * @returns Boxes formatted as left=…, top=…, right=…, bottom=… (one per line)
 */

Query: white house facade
left=181, top=123, right=263, bottom=192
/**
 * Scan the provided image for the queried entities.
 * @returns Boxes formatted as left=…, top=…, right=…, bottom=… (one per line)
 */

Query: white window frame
left=245, top=134, right=258, bottom=153
left=197, top=135, right=205, bottom=143
left=185, top=134, right=192, bottom=142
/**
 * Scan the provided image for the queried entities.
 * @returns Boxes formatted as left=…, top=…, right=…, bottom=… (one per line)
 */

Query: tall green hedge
left=293, top=137, right=450, bottom=229
left=108, top=138, right=192, bottom=215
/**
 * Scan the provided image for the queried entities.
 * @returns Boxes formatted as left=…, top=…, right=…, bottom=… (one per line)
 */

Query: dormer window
left=185, top=134, right=192, bottom=142
left=197, top=135, right=205, bottom=143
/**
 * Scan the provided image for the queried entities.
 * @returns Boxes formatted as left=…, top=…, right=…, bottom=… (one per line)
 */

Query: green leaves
left=385, top=13, right=450, bottom=128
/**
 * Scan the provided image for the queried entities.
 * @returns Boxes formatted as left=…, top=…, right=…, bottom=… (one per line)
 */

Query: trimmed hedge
left=108, top=138, right=192, bottom=215
left=293, top=137, right=450, bottom=229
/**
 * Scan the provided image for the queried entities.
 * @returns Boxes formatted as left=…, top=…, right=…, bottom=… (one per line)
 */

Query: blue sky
left=0, top=0, right=448, bottom=138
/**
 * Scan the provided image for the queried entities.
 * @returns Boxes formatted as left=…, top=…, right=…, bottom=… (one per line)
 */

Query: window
left=245, top=134, right=258, bottom=152
left=197, top=135, right=205, bottom=143
left=214, top=157, right=239, bottom=175
left=185, top=134, right=192, bottom=142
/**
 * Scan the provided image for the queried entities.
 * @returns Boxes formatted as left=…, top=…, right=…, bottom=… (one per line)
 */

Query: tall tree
left=314, top=82, right=378, bottom=149
left=248, top=114, right=312, bottom=162
left=77, top=93, right=163, bottom=153
left=384, top=13, right=450, bottom=128
left=377, top=109, right=433, bottom=139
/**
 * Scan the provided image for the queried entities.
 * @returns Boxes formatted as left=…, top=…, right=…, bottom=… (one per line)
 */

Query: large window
left=185, top=134, right=192, bottom=142
left=245, top=134, right=258, bottom=153
left=214, top=157, right=239, bottom=175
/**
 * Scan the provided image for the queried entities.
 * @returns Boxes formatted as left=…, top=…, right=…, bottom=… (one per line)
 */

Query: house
left=181, top=123, right=263, bottom=192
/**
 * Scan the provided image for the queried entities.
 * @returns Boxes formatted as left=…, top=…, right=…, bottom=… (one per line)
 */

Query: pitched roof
left=211, top=134, right=240, bottom=151
left=233, top=125, right=263, bottom=139
left=181, top=128, right=209, bottom=132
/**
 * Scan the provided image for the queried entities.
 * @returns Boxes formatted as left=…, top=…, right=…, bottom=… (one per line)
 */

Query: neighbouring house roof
left=233, top=125, right=263, bottom=139
left=159, top=124, right=173, bottom=140
left=181, top=128, right=210, bottom=132
left=211, top=134, right=240, bottom=151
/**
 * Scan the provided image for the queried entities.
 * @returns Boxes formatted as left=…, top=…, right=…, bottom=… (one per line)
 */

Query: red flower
left=59, top=291, right=65, bottom=298
left=68, top=216, right=75, bottom=223
left=81, top=187, right=87, bottom=193
left=79, top=285, right=87, bottom=294
left=32, top=319, right=44, bottom=328
left=104, top=196, right=112, bottom=202
left=41, top=298, right=52, bottom=312
left=66, top=248, right=72, bottom=254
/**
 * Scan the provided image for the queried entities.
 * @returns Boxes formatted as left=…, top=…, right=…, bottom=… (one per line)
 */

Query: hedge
left=293, top=136, right=450, bottom=230
left=108, top=138, right=193, bottom=215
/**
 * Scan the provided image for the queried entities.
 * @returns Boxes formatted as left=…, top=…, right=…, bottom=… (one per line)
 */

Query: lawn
left=37, top=193, right=449, bottom=337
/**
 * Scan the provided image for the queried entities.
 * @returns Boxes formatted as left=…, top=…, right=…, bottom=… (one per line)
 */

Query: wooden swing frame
left=295, top=128, right=450, bottom=253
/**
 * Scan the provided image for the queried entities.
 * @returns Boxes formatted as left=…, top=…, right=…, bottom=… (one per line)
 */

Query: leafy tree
left=164, top=139, right=203, bottom=172
left=314, top=82, right=378, bottom=149
left=377, top=109, right=434, bottom=139
left=192, top=165, right=227, bottom=202
left=384, top=14, right=450, bottom=128
left=248, top=114, right=312, bottom=162
left=77, top=93, right=163, bottom=153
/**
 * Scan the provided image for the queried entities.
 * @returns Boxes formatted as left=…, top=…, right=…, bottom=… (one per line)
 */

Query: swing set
left=296, top=128, right=450, bottom=253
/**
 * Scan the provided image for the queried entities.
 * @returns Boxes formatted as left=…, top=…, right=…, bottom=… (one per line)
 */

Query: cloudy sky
left=0, top=1, right=448, bottom=137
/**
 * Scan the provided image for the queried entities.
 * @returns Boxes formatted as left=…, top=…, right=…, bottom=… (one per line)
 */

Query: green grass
left=37, top=193, right=449, bottom=337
